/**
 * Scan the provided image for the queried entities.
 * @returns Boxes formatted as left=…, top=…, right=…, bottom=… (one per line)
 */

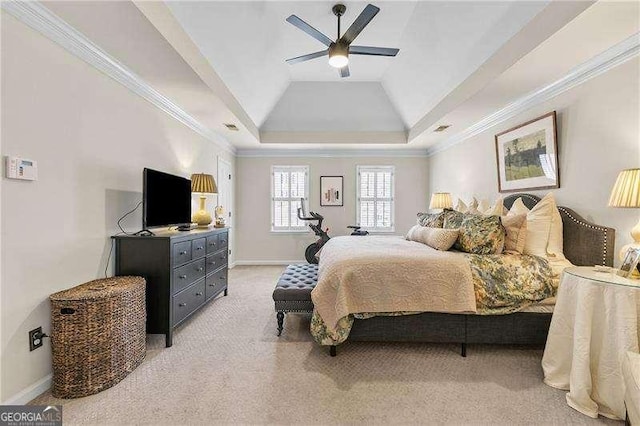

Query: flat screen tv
left=143, top=168, right=191, bottom=229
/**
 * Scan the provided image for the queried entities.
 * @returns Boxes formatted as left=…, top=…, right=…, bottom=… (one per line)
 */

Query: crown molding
left=260, top=130, right=407, bottom=145
left=2, top=1, right=236, bottom=155
left=426, top=32, right=640, bottom=157
left=237, top=148, right=428, bottom=158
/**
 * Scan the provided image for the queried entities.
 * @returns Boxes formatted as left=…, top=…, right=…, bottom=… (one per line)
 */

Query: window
left=356, top=165, right=395, bottom=232
left=271, top=165, right=309, bottom=232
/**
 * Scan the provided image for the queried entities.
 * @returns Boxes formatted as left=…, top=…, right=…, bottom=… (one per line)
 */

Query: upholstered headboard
left=503, top=193, right=615, bottom=267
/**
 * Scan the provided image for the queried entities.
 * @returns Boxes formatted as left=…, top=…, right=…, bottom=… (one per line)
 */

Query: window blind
left=272, top=166, right=309, bottom=231
left=356, top=166, right=394, bottom=231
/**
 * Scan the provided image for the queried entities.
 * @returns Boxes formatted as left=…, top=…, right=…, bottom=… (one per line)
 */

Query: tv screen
left=143, top=168, right=191, bottom=228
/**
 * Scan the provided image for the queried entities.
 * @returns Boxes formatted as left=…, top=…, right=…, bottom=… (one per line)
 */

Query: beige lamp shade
left=191, top=173, right=217, bottom=228
left=608, top=168, right=640, bottom=208
left=608, top=168, right=640, bottom=266
left=429, top=192, right=453, bottom=210
left=191, top=173, right=218, bottom=194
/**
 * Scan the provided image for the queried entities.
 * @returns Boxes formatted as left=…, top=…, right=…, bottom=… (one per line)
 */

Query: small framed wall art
left=320, top=176, right=343, bottom=206
left=495, top=111, right=559, bottom=193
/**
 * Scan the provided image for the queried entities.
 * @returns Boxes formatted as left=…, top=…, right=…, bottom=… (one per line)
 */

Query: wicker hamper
left=49, top=276, right=146, bottom=398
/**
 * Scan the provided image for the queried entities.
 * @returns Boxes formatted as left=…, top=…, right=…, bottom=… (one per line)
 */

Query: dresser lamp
left=191, top=173, right=217, bottom=228
left=608, top=168, right=640, bottom=274
left=429, top=192, right=453, bottom=211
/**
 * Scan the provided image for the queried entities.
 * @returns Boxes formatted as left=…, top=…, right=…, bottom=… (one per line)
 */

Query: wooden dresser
left=114, top=228, right=228, bottom=347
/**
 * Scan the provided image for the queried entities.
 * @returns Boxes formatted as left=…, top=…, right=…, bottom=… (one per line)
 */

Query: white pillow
left=467, top=197, right=480, bottom=214
left=482, top=197, right=504, bottom=216
left=406, top=226, right=459, bottom=251
left=455, top=199, right=468, bottom=213
left=477, top=199, right=490, bottom=214
left=507, top=194, right=564, bottom=260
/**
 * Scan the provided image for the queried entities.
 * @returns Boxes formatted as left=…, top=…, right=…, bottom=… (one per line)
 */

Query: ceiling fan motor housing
left=332, top=4, right=346, bottom=17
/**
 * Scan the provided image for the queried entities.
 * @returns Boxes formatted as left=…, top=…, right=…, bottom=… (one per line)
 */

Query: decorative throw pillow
left=454, top=199, right=468, bottom=213
left=477, top=199, right=491, bottom=214
left=407, top=226, right=459, bottom=251
left=501, top=213, right=527, bottom=254
left=443, top=209, right=465, bottom=229
left=416, top=212, right=444, bottom=228
left=455, top=214, right=505, bottom=255
left=508, top=194, right=561, bottom=258
left=482, top=197, right=504, bottom=216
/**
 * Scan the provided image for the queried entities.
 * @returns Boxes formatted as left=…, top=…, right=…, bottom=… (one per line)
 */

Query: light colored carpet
left=32, top=266, right=618, bottom=425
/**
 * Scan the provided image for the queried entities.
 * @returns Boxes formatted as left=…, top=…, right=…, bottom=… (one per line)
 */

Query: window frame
left=356, top=165, right=395, bottom=233
left=270, top=165, right=310, bottom=233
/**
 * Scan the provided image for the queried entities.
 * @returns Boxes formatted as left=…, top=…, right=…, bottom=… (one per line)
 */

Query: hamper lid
left=50, top=276, right=145, bottom=301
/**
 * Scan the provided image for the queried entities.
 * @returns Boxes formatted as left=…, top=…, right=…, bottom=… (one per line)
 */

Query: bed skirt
left=348, top=311, right=552, bottom=345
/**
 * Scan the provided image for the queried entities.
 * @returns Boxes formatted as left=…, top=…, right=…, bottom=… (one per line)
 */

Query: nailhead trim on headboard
left=503, top=193, right=611, bottom=266
left=557, top=207, right=609, bottom=266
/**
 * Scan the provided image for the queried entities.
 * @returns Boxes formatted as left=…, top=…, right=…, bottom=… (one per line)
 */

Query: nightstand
left=542, top=266, right=640, bottom=420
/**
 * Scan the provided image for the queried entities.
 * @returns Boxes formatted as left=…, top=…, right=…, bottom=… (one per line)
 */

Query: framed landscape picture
left=320, top=176, right=343, bottom=206
left=494, top=111, right=559, bottom=193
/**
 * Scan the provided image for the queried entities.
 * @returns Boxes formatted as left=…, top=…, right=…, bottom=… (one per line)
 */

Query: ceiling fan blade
left=339, top=4, right=380, bottom=45
left=339, top=65, right=350, bottom=78
left=286, top=15, right=333, bottom=47
left=286, top=50, right=329, bottom=65
left=350, top=46, right=399, bottom=57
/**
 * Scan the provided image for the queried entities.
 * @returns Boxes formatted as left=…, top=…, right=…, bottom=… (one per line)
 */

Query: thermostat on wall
left=5, top=156, right=38, bottom=181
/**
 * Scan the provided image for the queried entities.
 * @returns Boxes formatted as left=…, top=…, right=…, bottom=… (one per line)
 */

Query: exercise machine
left=297, top=199, right=368, bottom=264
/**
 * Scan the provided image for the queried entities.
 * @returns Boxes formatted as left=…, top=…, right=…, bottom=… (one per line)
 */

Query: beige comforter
left=311, top=236, right=477, bottom=332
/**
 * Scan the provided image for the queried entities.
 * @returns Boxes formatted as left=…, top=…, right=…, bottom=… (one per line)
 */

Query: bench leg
left=276, top=311, right=285, bottom=336
left=330, top=345, right=337, bottom=357
left=461, top=343, right=467, bottom=357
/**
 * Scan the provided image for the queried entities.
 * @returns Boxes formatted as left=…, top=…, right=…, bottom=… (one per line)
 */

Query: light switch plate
left=5, top=156, right=38, bottom=181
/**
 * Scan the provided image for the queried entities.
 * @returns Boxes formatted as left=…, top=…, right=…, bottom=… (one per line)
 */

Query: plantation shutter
left=357, top=166, right=395, bottom=231
left=272, top=166, right=309, bottom=231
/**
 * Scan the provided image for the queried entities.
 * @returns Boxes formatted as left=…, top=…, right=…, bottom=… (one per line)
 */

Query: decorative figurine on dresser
left=114, top=227, right=229, bottom=347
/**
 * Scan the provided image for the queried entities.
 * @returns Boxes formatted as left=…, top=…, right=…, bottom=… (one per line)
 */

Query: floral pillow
left=416, top=212, right=444, bottom=228
left=442, top=209, right=465, bottom=229
left=456, top=215, right=505, bottom=254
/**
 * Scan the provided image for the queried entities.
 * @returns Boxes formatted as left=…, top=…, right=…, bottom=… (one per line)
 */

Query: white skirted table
left=542, top=266, right=640, bottom=420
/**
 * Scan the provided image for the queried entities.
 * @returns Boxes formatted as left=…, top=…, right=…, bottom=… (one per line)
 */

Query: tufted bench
left=272, top=264, right=318, bottom=336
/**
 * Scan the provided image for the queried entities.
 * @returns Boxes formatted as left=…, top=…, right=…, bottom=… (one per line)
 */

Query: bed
left=311, top=193, right=615, bottom=356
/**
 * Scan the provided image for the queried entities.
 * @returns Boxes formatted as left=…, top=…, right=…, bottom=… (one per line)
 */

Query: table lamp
left=429, top=192, right=453, bottom=211
left=191, top=173, right=217, bottom=228
left=608, top=168, right=640, bottom=265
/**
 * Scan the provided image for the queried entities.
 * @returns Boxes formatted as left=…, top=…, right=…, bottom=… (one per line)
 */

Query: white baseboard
left=233, top=260, right=305, bottom=266
left=3, top=374, right=52, bottom=405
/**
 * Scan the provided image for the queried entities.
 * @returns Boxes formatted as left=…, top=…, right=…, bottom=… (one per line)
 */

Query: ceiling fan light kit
left=328, top=43, right=349, bottom=68
left=285, top=3, right=400, bottom=78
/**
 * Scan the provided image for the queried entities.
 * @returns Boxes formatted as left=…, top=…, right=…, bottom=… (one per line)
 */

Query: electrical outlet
left=29, top=327, right=45, bottom=351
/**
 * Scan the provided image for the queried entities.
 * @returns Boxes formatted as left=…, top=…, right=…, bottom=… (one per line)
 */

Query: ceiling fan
left=285, top=3, right=400, bottom=78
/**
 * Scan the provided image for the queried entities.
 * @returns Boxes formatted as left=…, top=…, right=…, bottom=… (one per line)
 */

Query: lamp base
left=192, top=209, right=212, bottom=228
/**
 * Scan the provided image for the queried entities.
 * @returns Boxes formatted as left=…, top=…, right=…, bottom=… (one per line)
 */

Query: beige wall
left=0, top=13, right=234, bottom=402
left=428, top=58, right=640, bottom=262
left=236, top=156, right=428, bottom=263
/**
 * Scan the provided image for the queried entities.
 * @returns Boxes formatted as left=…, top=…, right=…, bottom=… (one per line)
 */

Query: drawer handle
left=208, top=284, right=214, bottom=287
left=195, top=247, right=203, bottom=251
left=219, top=276, right=225, bottom=280
left=179, top=303, right=187, bottom=308
left=209, top=242, right=216, bottom=246
left=196, top=292, right=203, bottom=296
left=196, top=267, right=204, bottom=272
left=221, top=240, right=227, bottom=244
left=179, top=251, right=187, bottom=255
left=179, top=275, right=187, bottom=279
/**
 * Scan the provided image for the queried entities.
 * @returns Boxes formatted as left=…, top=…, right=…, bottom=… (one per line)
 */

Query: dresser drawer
left=206, top=268, right=227, bottom=300
left=218, top=232, right=229, bottom=250
left=173, top=279, right=206, bottom=325
left=192, top=238, right=207, bottom=259
left=173, top=258, right=206, bottom=294
left=206, top=235, right=220, bottom=254
left=172, top=241, right=192, bottom=266
left=205, top=249, right=228, bottom=274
